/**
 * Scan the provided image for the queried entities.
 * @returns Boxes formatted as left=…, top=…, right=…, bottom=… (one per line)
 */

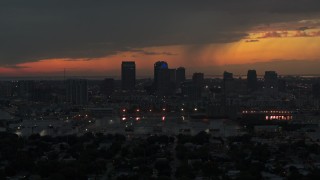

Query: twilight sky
left=1, top=0, right=320, bottom=77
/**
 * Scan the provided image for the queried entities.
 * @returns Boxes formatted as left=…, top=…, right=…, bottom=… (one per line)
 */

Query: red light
left=162, top=116, right=166, bottom=121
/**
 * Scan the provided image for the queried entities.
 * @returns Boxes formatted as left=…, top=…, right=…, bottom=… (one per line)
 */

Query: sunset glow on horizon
left=2, top=28, right=320, bottom=77
left=1, top=1, right=320, bottom=77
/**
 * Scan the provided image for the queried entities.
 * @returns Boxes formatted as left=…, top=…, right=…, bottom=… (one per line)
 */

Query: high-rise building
left=183, top=72, right=204, bottom=99
left=66, top=79, right=88, bottom=105
left=154, top=61, right=168, bottom=89
left=264, top=71, right=278, bottom=81
left=223, top=71, right=233, bottom=81
left=247, top=70, right=257, bottom=91
left=223, top=71, right=235, bottom=94
left=313, top=82, right=320, bottom=99
left=181, top=81, right=202, bottom=100
left=121, top=61, right=136, bottom=90
left=192, top=72, right=204, bottom=87
left=264, top=71, right=278, bottom=88
left=157, top=68, right=176, bottom=95
left=176, top=67, right=186, bottom=86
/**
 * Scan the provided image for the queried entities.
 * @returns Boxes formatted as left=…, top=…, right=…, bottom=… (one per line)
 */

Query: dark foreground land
left=1, top=130, right=320, bottom=180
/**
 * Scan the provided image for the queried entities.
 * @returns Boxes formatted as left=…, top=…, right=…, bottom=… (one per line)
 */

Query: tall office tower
left=264, top=71, right=278, bottom=88
left=157, top=68, right=176, bottom=95
left=154, top=61, right=168, bottom=89
left=223, top=71, right=233, bottom=81
left=176, top=67, right=186, bottom=86
left=312, top=82, right=320, bottom=99
left=121, top=61, right=136, bottom=91
left=181, top=72, right=203, bottom=99
left=192, top=72, right=204, bottom=86
left=264, top=71, right=278, bottom=81
left=247, top=70, right=258, bottom=91
left=66, top=79, right=88, bottom=105
left=223, top=71, right=234, bottom=94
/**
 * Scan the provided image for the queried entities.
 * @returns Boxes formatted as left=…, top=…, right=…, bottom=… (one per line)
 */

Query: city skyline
left=2, top=2, right=320, bottom=179
left=1, top=1, right=320, bottom=76
left=1, top=60, right=320, bottom=80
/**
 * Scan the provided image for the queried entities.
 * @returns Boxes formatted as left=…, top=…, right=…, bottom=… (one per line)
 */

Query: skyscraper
left=183, top=72, right=204, bottom=99
left=247, top=70, right=258, bottom=91
left=223, top=71, right=233, bottom=81
left=223, top=71, right=234, bottom=94
left=192, top=72, right=204, bottom=87
left=176, top=67, right=186, bottom=86
left=66, top=79, right=88, bottom=105
left=121, top=61, right=136, bottom=90
left=157, top=68, right=176, bottom=95
left=313, top=82, right=320, bottom=99
left=154, top=61, right=168, bottom=89
left=264, top=71, right=278, bottom=81
left=264, top=71, right=278, bottom=88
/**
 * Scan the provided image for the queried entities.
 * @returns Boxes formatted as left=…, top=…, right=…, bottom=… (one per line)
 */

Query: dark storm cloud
left=1, top=0, right=320, bottom=65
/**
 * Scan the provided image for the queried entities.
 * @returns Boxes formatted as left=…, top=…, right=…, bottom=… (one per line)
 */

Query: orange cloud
left=258, top=31, right=289, bottom=38
left=1, top=34, right=320, bottom=77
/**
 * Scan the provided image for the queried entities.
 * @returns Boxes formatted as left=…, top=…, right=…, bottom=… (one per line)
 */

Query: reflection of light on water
left=40, top=130, right=47, bottom=136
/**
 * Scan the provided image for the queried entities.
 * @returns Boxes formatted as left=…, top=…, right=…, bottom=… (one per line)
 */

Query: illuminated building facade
left=242, top=110, right=293, bottom=121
